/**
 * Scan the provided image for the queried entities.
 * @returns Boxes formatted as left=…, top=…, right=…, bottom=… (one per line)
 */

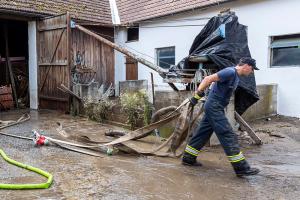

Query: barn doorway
left=0, top=19, right=29, bottom=111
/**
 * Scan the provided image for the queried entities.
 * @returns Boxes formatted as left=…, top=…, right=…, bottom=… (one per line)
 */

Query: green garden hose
left=0, top=149, right=53, bottom=189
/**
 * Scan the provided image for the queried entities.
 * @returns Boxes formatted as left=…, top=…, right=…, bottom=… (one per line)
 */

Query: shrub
left=83, top=96, right=113, bottom=122
left=120, top=90, right=152, bottom=130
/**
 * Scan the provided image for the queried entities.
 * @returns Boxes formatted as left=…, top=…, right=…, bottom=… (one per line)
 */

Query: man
left=182, top=57, right=260, bottom=177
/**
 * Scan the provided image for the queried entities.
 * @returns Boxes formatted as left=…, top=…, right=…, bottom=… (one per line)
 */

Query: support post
left=150, top=72, right=155, bottom=105
left=28, top=21, right=38, bottom=109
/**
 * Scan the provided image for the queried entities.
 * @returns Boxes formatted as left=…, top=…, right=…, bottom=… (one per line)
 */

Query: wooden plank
left=39, top=62, right=68, bottom=66
left=150, top=72, right=155, bottom=105
left=58, top=84, right=82, bottom=101
left=66, top=12, right=71, bottom=87
left=75, top=24, right=167, bottom=75
left=168, top=83, right=179, bottom=91
left=66, top=12, right=71, bottom=112
left=234, top=111, right=262, bottom=145
left=38, top=24, right=67, bottom=32
left=39, top=95, right=68, bottom=102
left=0, top=57, right=26, bottom=62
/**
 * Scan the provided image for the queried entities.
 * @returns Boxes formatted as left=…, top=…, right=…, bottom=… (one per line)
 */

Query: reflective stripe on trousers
left=228, top=152, right=245, bottom=163
left=184, top=145, right=202, bottom=156
left=185, top=93, right=246, bottom=165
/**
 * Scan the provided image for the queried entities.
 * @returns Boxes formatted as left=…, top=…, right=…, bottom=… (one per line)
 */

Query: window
left=156, top=46, right=175, bottom=69
left=270, top=34, right=300, bottom=67
left=127, top=27, right=139, bottom=41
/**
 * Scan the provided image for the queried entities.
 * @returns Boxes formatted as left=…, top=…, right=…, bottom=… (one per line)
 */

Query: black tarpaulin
left=177, top=12, right=259, bottom=114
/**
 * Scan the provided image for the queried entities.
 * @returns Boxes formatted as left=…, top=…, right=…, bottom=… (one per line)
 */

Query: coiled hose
left=0, top=149, right=53, bottom=189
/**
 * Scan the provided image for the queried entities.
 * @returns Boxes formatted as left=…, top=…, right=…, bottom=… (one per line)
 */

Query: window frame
left=126, top=27, right=139, bottom=42
left=155, top=46, right=176, bottom=69
left=269, top=33, right=300, bottom=68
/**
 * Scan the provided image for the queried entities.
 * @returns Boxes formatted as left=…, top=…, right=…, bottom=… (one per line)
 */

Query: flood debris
left=82, top=84, right=115, bottom=122
left=255, top=128, right=285, bottom=138
left=235, top=111, right=262, bottom=145
left=0, top=113, right=30, bottom=130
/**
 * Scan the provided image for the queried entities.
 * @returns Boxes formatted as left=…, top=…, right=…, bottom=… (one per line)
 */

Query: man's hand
left=189, top=90, right=205, bottom=106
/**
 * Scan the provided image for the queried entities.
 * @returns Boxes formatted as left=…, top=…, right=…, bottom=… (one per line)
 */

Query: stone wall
left=153, top=84, right=277, bottom=145
left=242, top=84, right=277, bottom=121
left=154, top=84, right=278, bottom=122
left=119, top=80, right=148, bottom=94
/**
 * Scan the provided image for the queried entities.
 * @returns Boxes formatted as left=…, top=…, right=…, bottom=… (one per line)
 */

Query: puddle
left=0, top=109, right=300, bottom=199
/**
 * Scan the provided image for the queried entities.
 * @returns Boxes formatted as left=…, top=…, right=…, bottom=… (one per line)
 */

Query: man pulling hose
left=182, top=57, right=260, bottom=177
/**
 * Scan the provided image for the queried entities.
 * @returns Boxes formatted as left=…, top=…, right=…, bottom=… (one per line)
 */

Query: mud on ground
left=0, top=110, right=299, bottom=200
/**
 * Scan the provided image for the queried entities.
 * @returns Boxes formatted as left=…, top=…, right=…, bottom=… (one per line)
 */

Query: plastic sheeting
left=177, top=12, right=259, bottom=114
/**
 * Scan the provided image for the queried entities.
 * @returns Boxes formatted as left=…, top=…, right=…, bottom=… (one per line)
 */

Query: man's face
left=242, top=64, right=254, bottom=76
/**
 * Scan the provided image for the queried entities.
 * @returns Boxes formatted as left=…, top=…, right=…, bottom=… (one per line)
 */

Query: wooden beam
left=66, top=12, right=71, bottom=112
left=0, top=57, right=26, bottom=62
left=150, top=72, right=155, bottom=105
left=39, top=95, right=68, bottom=102
left=57, top=84, right=82, bottom=101
left=75, top=24, right=167, bottom=75
left=168, top=83, right=179, bottom=91
left=4, top=23, right=19, bottom=108
left=38, top=62, right=68, bottom=66
left=234, top=111, right=262, bottom=145
left=38, top=24, right=67, bottom=32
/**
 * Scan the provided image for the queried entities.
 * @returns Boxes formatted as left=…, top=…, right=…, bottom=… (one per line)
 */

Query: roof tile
left=0, top=0, right=112, bottom=24
left=116, top=0, right=231, bottom=24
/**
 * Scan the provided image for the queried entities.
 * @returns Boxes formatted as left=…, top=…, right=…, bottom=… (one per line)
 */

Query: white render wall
left=115, top=0, right=300, bottom=118
left=28, top=21, right=38, bottom=109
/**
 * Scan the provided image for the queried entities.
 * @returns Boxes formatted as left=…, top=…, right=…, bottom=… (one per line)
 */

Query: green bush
left=83, top=96, right=113, bottom=122
left=120, top=90, right=152, bottom=130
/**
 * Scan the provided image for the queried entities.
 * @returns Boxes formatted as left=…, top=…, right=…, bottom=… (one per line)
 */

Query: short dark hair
left=238, top=57, right=259, bottom=70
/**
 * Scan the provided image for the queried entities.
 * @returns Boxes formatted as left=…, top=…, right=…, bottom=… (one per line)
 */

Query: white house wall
left=115, top=0, right=300, bottom=118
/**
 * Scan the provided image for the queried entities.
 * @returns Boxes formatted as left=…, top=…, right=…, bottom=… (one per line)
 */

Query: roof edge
left=121, top=0, right=235, bottom=25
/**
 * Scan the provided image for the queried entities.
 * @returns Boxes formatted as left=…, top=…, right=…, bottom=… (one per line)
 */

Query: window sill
left=270, top=65, right=300, bottom=68
left=126, top=40, right=139, bottom=43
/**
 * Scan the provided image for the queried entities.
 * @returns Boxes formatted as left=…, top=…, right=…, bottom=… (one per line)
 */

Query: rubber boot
left=232, top=160, right=260, bottom=177
left=182, top=152, right=202, bottom=166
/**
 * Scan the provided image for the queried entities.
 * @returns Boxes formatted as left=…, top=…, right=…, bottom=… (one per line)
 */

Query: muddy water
left=0, top=110, right=299, bottom=199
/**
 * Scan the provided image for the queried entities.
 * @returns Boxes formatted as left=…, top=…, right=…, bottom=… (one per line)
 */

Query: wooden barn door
left=125, top=56, right=138, bottom=80
left=37, top=13, right=71, bottom=112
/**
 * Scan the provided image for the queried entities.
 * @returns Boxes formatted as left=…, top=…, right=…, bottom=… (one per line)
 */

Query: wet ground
left=0, top=110, right=299, bottom=200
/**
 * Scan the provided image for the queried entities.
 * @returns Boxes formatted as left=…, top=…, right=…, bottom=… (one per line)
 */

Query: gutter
left=109, top=0, right=121, bottom=25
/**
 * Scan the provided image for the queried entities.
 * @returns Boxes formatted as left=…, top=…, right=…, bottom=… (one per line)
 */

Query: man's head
left=237, top=57, right=259, bottom=76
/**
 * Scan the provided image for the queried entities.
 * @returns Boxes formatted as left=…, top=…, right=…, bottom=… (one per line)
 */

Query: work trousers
left=185, top=93, right=248, bottom=168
